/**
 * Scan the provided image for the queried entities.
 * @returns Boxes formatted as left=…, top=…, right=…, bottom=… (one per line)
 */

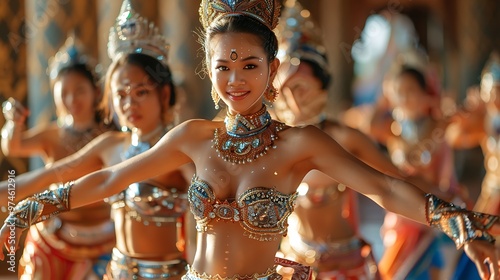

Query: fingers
left=2, top=98, right=28, bottom=123
left=487, top=246, right=499, bottom=280
left=0, top=222, right=22, bottom=262
left=472, top=254, right=489, bottom=280
left=0, top=224, right=8, bottom=261
left=465, top=242, right=496, bottom=280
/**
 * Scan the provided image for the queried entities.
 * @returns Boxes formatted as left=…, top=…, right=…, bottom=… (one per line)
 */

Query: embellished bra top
left=188, top=176, right=298, bottom=241
left=108, top=181, right=188, bottom=226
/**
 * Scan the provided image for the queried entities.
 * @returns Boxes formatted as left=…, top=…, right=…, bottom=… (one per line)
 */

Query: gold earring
left=211, top=87, right=220, bottom=110
left=265, top=85, right=278, bottom=103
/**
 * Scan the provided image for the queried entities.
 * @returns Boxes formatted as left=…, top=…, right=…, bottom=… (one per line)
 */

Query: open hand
left=2, top=98, right=29, bottom=124
left=0, top=219, right=23, bottom=261
left=464, top=240, right=500, bottom=280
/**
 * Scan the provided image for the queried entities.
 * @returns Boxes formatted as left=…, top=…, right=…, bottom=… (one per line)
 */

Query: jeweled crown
left=199, top=0, right=282, bottom=31
left=107, top=0, right=169, bottom=65
left=275, top=0, right=328, bottom=75
left=47, top=32, right=97, bottom=80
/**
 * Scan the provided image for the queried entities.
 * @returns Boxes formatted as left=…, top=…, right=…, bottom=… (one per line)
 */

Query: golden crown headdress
left=199, top=0, right=282, bottom=31
left=47, top=32, right=99, bottom=80
left=275, top=0, right=329, bottom=80
left=108, top=0, right=169, bottom=65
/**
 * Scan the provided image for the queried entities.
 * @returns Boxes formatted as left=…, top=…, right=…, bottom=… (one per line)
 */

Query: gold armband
left=6, top=181, right=73, bottom=229
left=425, top=193, right=498, bottom=249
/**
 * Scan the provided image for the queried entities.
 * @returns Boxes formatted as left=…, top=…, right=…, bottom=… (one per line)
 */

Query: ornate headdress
left=199, top=0, right=282, bottom=31
left=481, top=52, right=500, bottom=92
left=107, top=0, right=169, bottom=65
left=274, top=0, right=329, bottom=85
left=47, top=32, right=98, bottom=80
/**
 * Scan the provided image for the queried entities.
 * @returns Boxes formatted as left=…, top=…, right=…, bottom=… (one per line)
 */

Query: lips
left=126, top=113, right=142, bottom=122
left=227, top=90, right=250, bottom=100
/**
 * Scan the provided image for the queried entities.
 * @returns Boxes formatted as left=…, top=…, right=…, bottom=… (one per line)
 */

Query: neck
left=72, top=119, right=97, bottom=132
left=131, top=124, right=165, bottom=146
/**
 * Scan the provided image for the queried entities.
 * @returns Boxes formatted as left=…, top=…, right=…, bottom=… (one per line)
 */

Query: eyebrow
left=113, top=82, right=150, bottom=91
left=215, top=56, right=263, bottom=62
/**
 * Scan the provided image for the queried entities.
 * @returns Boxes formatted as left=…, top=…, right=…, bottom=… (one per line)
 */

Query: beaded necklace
left=212, top=105, right=287, bottom=164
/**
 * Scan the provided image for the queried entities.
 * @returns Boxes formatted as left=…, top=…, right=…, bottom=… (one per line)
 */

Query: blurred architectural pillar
left=0, top=1, right=28, bottom=176
left=160, top=0, right=212, bottom=120
left=25, top=0, right=97, bottom=169
left=456, top=0, right=500, bottom=98
left=316, top=0, right=347, bottom=118
left=97, top=0, right=159, bottom=70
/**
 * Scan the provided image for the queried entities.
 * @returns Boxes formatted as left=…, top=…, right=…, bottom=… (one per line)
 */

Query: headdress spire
left=107, top=0, right=169, bottom=65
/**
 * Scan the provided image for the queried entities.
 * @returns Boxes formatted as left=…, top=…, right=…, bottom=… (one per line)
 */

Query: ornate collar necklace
left=212, top=105, right=287, bottom=164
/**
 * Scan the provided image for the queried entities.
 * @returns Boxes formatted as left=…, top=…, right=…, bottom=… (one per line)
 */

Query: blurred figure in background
left=445, top=51, right=500, bottom=280
left=370, top=64, right=467, bottom=280
left=1, top=34, right=116, bottom=279
left=273, top=1, right=450, bottom=279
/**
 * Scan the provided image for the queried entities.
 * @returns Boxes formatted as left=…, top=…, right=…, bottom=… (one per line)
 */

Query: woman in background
left=370, top=65, right=466, bottom=279
left=1, top=1, right=192, bottom=279
left=1, top=34, right=115, bottom=279
left=446, top=52, right=500, bottom=280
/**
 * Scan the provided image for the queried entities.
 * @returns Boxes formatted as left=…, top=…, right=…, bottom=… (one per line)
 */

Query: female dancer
left=370, top=65, right=467, bottom=279
left=446, top=52, right=500, bottom=280
left=1, top=35, right=115, bottom=279
left=2, top=1, right=191, bottom=279
left=273, top=2, right=455, bottom=278
left=1, top=1, right=499, bottom=279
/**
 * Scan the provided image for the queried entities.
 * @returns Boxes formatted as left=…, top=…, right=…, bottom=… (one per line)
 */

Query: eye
left=216, top=65, right=229, bottom=71
left=136, top=88, right=149, bottom=97
left=244, top=64, right=256, bottom=69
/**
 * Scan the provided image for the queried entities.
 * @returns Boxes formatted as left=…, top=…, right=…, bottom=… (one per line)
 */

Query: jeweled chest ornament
left=212, top=105, right=287, bottom=164
left=230, top=49, right=238, bottom=61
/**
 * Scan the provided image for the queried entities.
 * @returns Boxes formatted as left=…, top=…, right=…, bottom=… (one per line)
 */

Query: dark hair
left=398, top=66, right=426, bottom=90
left=56, top=63, right=99, bottom=88
left=202, top=15, right=278, bottom=70
left=102, top=53, right=177, bottom=125
left=302, top=59, right=332, bottom=90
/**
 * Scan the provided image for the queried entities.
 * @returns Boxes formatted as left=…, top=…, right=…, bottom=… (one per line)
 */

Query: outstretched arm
left=0, top=121, right=193, bottom=259
left=303, top=126, right=500, bottom=280
left=0, top=132, right=113, bottom=202
left=342, top=125, right=454, bottom=200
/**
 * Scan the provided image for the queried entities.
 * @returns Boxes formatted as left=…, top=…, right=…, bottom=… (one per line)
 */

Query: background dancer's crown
left=108, top=0, right=169, bottom=65
left=47, top=31, right=98, bottom=80
left=199, top=0, right=282, bottom=30
left=275, top=0, right=328, bottom=76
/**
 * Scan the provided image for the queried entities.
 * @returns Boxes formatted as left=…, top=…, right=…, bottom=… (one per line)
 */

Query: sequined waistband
left=107, top=247, right=187, bottom=279
left=182, top=265, right=280, bottom=280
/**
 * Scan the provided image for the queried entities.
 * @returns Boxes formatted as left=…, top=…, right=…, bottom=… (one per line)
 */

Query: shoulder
left=164, top=119, right=221, bottom=144
left=79, top=130, right=126, bottom=150
left=281, top=123, right=331, bottom=145
left=173, top=119, right=219, bottom=134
